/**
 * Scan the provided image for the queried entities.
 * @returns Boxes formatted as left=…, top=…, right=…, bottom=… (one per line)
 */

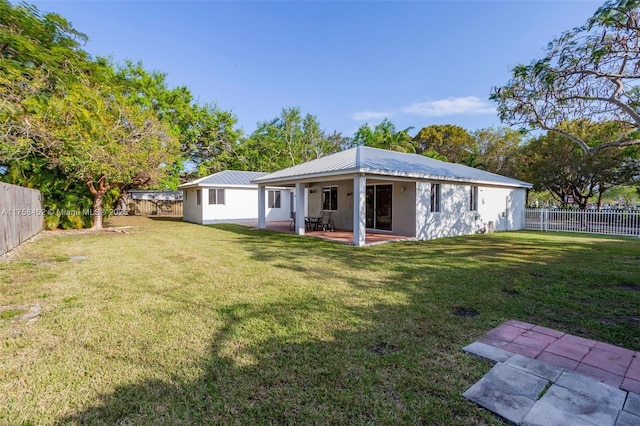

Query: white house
left=253, top=146, right=533, bottom=246
left=180, top=170, right=293, bottom=225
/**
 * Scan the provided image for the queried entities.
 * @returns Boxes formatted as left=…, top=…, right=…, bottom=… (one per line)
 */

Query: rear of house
left=254, top=146, right=531, bottom=245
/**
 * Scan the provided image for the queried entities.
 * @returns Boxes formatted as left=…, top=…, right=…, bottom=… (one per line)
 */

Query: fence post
left=543, top=209, right=549, bottom=232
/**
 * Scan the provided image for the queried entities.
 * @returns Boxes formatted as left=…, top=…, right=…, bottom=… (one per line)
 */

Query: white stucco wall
left=416, top=182, right=527, bottom=240
left=391, top=181, right=416, bottom=237
left=200, top=187, right=256, bottom=224
left=265, top=188, right=293, bottom=222
left=182, top=188, right=203, bottom=224
left=307, top=180, right=353, bottom=229
left=183, top=186, right=292, bottom=225
left=477, top=186, right=527, bottom=232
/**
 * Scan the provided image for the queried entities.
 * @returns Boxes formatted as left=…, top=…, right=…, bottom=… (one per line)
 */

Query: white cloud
left=402, top=96, right=495, bottom=117
left=351, top=111, right=393, bottom=121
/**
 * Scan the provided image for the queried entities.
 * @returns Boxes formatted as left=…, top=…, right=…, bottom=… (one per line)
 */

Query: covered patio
left=253, top=146, right=531, bottom=246
left=258, top=221, right=414, bottom=246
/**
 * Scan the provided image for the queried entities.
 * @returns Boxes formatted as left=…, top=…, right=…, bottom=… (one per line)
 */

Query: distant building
left=126, top=190, right=183, bottom=201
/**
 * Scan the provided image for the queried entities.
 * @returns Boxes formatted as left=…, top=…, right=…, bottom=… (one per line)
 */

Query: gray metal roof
left=179, top=170, right=267, bottom=188
left=253, top=146, right=532, bottom=188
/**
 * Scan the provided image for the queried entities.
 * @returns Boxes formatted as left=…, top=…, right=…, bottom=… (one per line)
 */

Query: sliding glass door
left=365, top=184, right=392, bottom=231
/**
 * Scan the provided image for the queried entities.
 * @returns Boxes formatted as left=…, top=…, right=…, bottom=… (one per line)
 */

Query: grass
left=0, top=309, right=23, bottom=320
left=0, top=216, right=639, bottom=425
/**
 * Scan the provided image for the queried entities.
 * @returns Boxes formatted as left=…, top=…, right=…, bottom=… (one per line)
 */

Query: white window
left=196, top=189, right=201, bottom=205
left=209, top=188, right=225, bottom=205
left=430, top=183, right=440, bottom=213
left=470, top=186, right=478, bottom=212
left=268, top=190, right=281, bottom=208
left=322, top=186, right=338, bottom=211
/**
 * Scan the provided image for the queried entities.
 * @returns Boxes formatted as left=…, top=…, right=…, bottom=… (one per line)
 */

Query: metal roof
left=179, top=170, right=268, bottom=188
left=253, top=146, right=532, bottom=188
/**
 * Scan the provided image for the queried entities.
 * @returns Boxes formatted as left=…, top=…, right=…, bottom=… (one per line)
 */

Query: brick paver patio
left=479, top=319, right=640, bottom=394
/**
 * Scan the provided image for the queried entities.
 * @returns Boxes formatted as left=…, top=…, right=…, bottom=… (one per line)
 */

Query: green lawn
left=1, top=217, right=639, bottom=425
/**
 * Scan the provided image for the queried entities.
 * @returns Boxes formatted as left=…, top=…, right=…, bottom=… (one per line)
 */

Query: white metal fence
left=524, top=208, right=640, bottom=237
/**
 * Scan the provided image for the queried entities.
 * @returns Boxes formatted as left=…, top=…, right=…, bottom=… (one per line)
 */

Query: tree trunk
left=87, top=177, right=110, bottom=230
left=597, top=190, right=603, bottom=210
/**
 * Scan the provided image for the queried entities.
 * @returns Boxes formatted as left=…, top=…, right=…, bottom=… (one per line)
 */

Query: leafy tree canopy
left=518, top=120, right=640, bottom=209
left=412, top=124, right=475, bottom=162
left=233, top=107, right=345, bottom=172
left=113, top=61, right=242, bottom=180
left=0, top=2, right=180, bottom=229
left=350, top=119, right=415, bottom=153
left=491, top=0, right=640, bottom=154
left=472, top=127, right=527, bottom=177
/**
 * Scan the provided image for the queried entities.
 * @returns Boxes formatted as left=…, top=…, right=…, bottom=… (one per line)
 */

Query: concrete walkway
left=463, top=320, right=640, bottom=425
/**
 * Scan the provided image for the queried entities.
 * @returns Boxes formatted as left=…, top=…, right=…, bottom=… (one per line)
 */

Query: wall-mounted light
left=309, top=189, right=316, bottom=194
left=346, top=192, right=353, bottom=196
left=400, top=186, right=406, bottom=193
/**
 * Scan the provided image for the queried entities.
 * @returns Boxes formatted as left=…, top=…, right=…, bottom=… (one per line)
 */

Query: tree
left=2, top=156, right=102, bottom=229
left=412, top=124, right=475, bottom=162
left=234, top=108, right=342, bottom=172
left=113, top=61, right=241, bottom=179
left=0, top=0, right=93, bottom=162
left=491, top=0, right=640, bottom=154
left=519, top=121, right=640, bottom=209
left=23, top=80, right=179, bottom=229
left=350, top=119, right=415, bottom=153
left=472, top=127, right=526, bottom=177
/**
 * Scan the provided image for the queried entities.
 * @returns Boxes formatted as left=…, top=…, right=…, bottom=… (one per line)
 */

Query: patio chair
left=289, top=211, right=296, bottom=231
left=319, top=211, right=335, bottom=232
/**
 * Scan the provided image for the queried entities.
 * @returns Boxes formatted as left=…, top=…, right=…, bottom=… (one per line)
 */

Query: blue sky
left=30, top=0, right=602, bottom=137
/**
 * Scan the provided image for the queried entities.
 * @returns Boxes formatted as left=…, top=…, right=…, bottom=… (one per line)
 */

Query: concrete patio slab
left=624, top=392, right=640, bottom=416
left=616, top=410, right=640, bottom=426
left=463, top=320, right=640, bottom=426
left=464, top=376, right=536, bottom=424
left=463, top=363, right=549, bottom=424
left=505, top=353, right=564, bottom=382
left=526, top=383, right=622, bottom=426
left=555, top=370, right=626, bottom=407
left=477, top=320, right=640, bottom=391
left=462, top=341, right=514, bottom=363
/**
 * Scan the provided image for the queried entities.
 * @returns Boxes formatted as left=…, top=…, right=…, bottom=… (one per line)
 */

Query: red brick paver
left=480, top=320, right=640, bottom=393
left=622, top=377, right=640, bottom=394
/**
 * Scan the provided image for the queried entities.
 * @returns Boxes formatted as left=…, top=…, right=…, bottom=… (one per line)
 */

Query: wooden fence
left=126, top=199, right=183, bottom=217
left=0, top=182, right=44, bottom=256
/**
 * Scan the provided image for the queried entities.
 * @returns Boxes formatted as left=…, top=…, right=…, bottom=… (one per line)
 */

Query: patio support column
left=258, top=185, right=266, bottom=229
left=353, top=174, right=366, bottom=246
left=295, top=182, right=305, bottom=235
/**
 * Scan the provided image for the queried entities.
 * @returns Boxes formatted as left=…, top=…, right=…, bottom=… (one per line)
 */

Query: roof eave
left=178, top=183, right=258, bottom=189
left=252, top=167, right=363, bottom=185
left=253, top=167, right=532, bottom=189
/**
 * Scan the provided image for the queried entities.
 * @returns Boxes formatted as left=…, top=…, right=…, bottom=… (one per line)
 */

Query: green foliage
left=472, top=127, right=527, bottom=177
left=233, top=107, right=344, bottom=172
left=113, top=62, right=242, bottom=177
left=350, top=119, right=415, bottom=153
left=491, top=0, right=640, bottom=154
left=413, top=124, right=475, bottom=162
left=519, top=121, right=640, bottom=209
left=0, top=2, right=189, bottom=229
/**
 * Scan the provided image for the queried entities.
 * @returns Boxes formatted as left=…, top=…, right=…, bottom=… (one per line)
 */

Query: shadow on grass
left=55, top=224, right=640, bottom=424
left=146, top=216, right=184, bottom=222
